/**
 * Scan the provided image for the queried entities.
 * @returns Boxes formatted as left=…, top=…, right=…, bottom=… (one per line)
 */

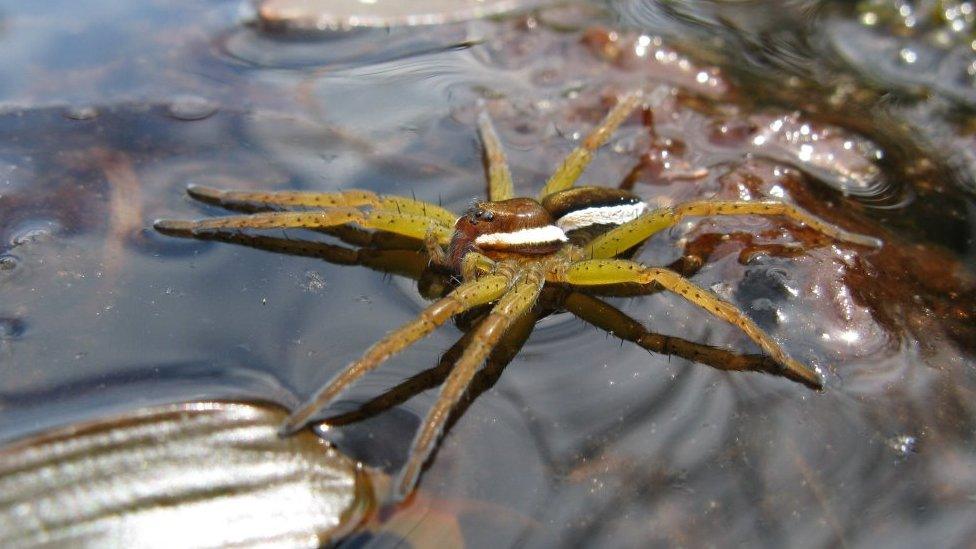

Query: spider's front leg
left=477, top=108, right=515, bottom=202
left=538, top=89, right=645, bottom=199
left=585, top=200, right=882, bottom=259
left=154, top=206, right=454, bottom=245
left=182, top=184, right=457, bottom=227
left=395, top=263, right=546, bottom=500
left=550, top=259, right=822, bottom=387
left=280, top=268, right=515, bottom=435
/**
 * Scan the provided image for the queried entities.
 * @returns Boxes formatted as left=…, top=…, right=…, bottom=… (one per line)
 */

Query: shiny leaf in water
left=0, top=401, right=375, bottom=548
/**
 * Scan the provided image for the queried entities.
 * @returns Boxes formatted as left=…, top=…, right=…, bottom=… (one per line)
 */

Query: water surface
left=0, top=0, right=974, bottom=546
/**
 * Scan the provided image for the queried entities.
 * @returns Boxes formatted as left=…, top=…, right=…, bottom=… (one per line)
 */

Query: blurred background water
left=0, top=0, right=974, bottom=546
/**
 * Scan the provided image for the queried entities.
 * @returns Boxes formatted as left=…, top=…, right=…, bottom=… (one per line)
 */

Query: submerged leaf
left=0, top=401, right=375, bottom=548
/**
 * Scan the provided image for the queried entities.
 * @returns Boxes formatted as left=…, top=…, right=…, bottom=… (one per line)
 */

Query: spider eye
left=482, top=211, right=494, bottom=221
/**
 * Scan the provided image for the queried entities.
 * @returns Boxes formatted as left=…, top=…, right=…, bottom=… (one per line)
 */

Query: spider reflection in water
left=155, top=90, right=881, bottom=501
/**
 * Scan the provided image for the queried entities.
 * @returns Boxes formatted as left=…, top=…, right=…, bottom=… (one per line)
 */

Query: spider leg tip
left=152, top=218, right=195, bottom=235
left=863, top=235, right=884, bottom=249
left=278, top=416, right=305, bottom=437
left=391, top=471, right=419, bottom=504
left=792, top=362, right=824, bottom=390
left=185, top=183, right=223, bottom=202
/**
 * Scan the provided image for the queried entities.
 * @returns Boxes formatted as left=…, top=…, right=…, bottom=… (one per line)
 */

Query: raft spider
left=154, top=89, right=881, bottom=500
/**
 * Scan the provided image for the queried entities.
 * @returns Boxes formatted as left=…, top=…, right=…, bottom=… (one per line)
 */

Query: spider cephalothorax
left=448, top=198, right=564, bottom=269
left=154, top=89, right=881, bottom=501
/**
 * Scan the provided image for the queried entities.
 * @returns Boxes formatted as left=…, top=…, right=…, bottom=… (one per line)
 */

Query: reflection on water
left=0, top=0, right=974, bottom=546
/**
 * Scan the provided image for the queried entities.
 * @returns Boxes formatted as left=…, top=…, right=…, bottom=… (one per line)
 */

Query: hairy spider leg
left=395, top=263, right=547, bottom=500
left=477, top=109, right=515, bottom=201
left=538, top=89, right=645, bottom=200
left=184, top=184, right=458, bottom=228
left=562, top=291, right=817, bottom=387
left=280, top=272, right=514, bottom=435
left=550, top=259, right=822, bottom=387
left=180, top=230, right=434, bottom=280
left=154, top=208, right=455, bottom=245
left=585, top=200, right=883, bottom=259
left=325, top=306, right=539, bottom=428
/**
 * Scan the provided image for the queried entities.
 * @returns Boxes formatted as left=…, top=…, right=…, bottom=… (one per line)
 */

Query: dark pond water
left=0, top=0, right=974, bottom=546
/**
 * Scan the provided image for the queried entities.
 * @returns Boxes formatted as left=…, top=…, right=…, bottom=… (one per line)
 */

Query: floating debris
left=0, top=401, right=375, bottom=548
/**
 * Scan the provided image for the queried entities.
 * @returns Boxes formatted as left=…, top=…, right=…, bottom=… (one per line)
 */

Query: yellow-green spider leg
left=538, top=89, right=645, bottom=200
left=395, top=264, right=546, bottom=500
left=550, top=259, right=822, bottom=387
left=585, top=200, right=883, bottom=259
left=280, top=271, right=514, bottom=435
left=180, top=231, right=433, bottom=281
left=154, top=208, right=454, bottom=245
left=325, top=305, right=539, bottom=428
left=562, top=291, right=818, bottom=387
left=184, top=184, right=458, bottom=228
left=477, top=109, right=515, bottom=201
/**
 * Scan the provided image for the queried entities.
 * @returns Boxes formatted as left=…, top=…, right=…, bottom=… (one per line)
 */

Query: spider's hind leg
left=562, top=291, right=818, bottom=388
left=551, top=259, right=822, bottom=387
left=585, top=200, right=882, bottom=259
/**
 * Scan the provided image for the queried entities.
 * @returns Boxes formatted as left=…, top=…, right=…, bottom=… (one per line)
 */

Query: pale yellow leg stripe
left=154, top=208, right=453, bottom=244
left=550, top=259, right=821, bottom=387
left=281, top=273, right=513, bottom=434
left=539, top=90, right=644, bottom=199
left=478, top=110, right=515, bottom=201
left=185, top=184, right=457, bottom=228
left=395, top=266, right=546, bottom=499
left=586, top=200, right=882, bottom=259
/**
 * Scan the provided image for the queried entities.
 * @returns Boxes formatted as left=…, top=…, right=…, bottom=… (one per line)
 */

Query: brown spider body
left=447, top=198, right=562, bottom=269
left=448, top=188, right=649, bottom=270
left=154, top=89, right=881, bottom=502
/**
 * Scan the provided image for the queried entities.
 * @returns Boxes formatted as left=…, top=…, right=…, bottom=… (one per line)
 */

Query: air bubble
left=897, top=47, right=918, bottom=65
left=63, top=105, right=98, bottom=121
left=10, top=224, right=56, bottom=247
left=886, top=434, right=917, bottom=457
left=167, top=96, right=218, bottom=121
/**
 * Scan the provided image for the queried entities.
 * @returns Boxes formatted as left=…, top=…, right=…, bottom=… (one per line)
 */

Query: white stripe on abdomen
left=556, top=202, right=647, bottom=231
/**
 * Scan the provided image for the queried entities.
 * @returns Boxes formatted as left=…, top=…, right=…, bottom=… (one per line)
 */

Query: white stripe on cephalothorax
left=474, top=225, right=568, bottom=247
left=555, top=202, right=647, bottom=231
